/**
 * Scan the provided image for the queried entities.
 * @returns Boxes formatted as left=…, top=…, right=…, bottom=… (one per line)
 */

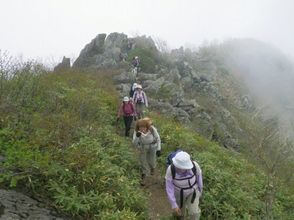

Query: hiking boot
left=140, top=174, right=146, bottom=186
left=150, top=168, right=155, bottom=175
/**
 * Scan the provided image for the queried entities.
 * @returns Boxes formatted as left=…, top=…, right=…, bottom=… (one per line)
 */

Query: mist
left=221, top=39, right=294, bottom=137
left=1, top=0, right=294, bottom=62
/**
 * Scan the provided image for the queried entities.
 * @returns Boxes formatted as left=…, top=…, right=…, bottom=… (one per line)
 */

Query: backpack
left=167, top=150, right=198, bottom=208
left=135, top=92, right=144, bottom=104
left=122, top=102, right=134, bottom=115
left=167, top=149, right=197, bottom=179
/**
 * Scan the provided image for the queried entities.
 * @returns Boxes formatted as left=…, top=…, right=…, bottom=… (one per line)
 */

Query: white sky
left=1, top=0, right=294, bottom=63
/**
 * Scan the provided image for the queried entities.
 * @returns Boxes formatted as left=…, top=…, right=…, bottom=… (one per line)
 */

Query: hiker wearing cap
left=117, top=96, right=136, bottom=137
left=132, top=118, right=161, bottom=186
left=165, top=151, right=203, bottom=219
left=132, top=84, right=148, bottom=119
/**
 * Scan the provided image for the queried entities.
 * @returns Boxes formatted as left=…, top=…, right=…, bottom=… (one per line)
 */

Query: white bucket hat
left=136, top=84, right=142, bottom=89
left=123, top=96, right=129, bottom=102
left=172, top=151, right=193, bottom=169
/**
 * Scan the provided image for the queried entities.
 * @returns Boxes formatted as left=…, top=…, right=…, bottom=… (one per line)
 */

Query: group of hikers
left=116, top=57, right=203, bottom=219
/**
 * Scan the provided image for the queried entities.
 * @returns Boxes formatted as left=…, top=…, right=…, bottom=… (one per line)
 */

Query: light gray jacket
left=132, top=126, right=161, bottom=151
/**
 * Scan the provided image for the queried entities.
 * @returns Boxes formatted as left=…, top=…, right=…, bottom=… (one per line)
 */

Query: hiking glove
left=156, top=150, right=161, bottom=157
left=136, top=132, right=141, bottom=137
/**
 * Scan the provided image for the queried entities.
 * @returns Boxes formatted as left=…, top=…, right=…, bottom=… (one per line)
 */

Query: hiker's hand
left=156, top=150, right=161, bottom=157
left=173, top=207, right=182, bottom=217
left=136, top=132, right=142, bottom=137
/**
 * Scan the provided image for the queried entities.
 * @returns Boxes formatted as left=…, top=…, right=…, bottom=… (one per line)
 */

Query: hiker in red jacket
left=117, top=96, right=136, bottom=137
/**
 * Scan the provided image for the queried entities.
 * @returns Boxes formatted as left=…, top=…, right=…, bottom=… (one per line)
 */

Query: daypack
left=122, top=102, right=134, bottom=115
left=135, top=92, right=144, bottom=104
left=167, top=149, right=198, bottom=208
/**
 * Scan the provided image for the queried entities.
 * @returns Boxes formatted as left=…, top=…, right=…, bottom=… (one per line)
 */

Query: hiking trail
left=144, top=169, right=171, bottom=220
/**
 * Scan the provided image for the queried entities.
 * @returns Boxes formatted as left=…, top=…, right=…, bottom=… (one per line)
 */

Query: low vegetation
left=0, top=60, right=293, bottom=219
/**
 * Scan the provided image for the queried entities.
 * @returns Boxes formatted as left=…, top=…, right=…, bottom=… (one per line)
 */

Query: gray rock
left=0, top=190, right=64, bottom=220
left=165, top=68, right=181, bottom=83
left=113, top=71, right=136, bottom=83
left=137, top=73, right=158, bottom=81
left=54, top=56, right=70, bottom=71
left=73, top=33, right=130, bottom=68
left=144, top=77, right=165, bottom=94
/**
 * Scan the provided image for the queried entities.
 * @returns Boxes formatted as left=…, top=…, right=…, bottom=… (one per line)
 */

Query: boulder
left=73, top=33, right=130, bottom=68
left=0, top=190, right=64, bottom=220
left=113, top=71, right=136, bottom=83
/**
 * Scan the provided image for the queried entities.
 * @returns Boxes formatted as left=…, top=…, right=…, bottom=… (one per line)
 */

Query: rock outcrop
left=0, top=190, right=64, bottom=220
left=74, top=32, right=258, bottom=150
left=54, top=56, right=70, bottom=71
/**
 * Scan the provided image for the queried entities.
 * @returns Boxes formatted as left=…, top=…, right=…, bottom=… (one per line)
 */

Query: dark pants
left=123, top=116, right=133, bottom=136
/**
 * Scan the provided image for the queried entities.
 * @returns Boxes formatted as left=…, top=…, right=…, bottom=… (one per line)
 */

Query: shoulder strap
left=171, top=163, right=176, bottom=179
left=191, top=160, right=197, bottom=176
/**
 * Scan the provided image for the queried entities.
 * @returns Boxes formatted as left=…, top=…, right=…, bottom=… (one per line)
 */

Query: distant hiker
left=132, top=118, right=161, bottom=186
left=132, top=84, right=148, bottom=119
left=131, top=56, right=140, bottom=76
left=117, top=96, right=136, bottom=137
left=165, top=151, right=203, bottom=220
left=129, top=82, right=138, bottom=98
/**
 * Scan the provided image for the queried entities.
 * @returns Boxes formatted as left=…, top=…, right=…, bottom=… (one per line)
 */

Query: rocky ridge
left=72, top=32, right=256, bottom=149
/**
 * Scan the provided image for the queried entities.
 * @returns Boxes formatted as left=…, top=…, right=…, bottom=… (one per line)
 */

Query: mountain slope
left=0, top=61, right=293, bottom=219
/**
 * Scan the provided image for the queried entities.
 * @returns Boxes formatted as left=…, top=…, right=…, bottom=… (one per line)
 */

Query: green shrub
left=0, top=68, right=147, bottom=219
left=127, top=48, right=157, bottom=73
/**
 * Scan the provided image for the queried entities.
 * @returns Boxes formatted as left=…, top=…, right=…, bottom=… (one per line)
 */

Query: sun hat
left=136, top=84, right=142, bottom=89
left=172, top=151, right=193, bottom=169
left=123, top=96, right=129, bottom=102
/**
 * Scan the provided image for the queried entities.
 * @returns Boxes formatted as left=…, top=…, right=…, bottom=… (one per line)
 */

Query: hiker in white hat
left=132, top=84, right=148, bottom=119
left=165, top=151, right=203, bottom=219
left=117, top=96, right=136, bottom=137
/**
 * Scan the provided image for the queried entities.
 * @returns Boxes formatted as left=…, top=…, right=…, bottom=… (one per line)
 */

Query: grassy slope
left=0, top=68, right=293, bottom=219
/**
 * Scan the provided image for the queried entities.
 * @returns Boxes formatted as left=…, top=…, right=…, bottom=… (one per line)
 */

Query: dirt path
left=143, top=169, right=172, bottom=220
left=119, top=123, right=172, bottom=219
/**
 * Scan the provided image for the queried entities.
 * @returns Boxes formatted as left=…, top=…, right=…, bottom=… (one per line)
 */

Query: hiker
left=117, top=96, right=136, bottom=137
left=132, top=84, right=148, bottom=119
left=131, top=56, right=140, bottom=76
left=165, top=151, right=203, bottom=220
left=129, top=82, right=138, bottom=98
left=132, top=118, right=161, bottom=186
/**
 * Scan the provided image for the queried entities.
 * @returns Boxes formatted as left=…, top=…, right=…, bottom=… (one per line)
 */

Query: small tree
left=246, top=116, right=294, bottom=219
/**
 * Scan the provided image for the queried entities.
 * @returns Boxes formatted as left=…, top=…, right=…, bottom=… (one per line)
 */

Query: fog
left=221, top=39, right=294, bottom=137
left=1, top=0, right=294, bottom=137
left=1, top=0, right=294, bottom=63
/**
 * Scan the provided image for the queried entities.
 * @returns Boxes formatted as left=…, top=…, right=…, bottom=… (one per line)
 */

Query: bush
left=127, top=48, right=157, bottom=73
left=0, top=68, right=147, bottom=219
